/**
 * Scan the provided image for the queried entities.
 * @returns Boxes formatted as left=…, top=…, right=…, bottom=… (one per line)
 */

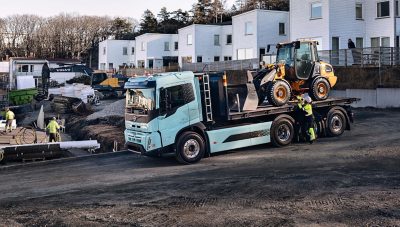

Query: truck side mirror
left=294, top=41, right=301, bottom=49
left=267, top=45, right=271, bottom=53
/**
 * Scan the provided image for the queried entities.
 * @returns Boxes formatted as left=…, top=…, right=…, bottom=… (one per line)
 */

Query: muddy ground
left=0, top=108, right=399, bottom=226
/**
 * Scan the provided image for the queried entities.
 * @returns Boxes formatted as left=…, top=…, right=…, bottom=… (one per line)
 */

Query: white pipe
left=59, top=140, right=100, bottom=149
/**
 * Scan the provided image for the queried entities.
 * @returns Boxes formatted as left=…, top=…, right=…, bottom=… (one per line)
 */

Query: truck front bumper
left=125, top=130, right=162, bottom=154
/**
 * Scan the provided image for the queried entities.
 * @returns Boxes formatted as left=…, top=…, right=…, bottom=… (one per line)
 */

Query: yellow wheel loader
left=253, top=40, right=337, bottom=106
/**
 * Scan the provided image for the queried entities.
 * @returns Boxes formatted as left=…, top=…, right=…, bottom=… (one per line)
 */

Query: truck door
left=295, top=42, right=314, bottom=80
left=158, top=83, right=195, bottom=146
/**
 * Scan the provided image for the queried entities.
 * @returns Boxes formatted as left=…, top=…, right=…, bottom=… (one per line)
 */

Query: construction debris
left=86, top=99, right=125, bottom=120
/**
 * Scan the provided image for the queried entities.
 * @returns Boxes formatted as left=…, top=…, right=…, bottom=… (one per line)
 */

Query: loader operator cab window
left=276, top=44, right=294, bottom=66
left=295, top=42, right=314, bottom=80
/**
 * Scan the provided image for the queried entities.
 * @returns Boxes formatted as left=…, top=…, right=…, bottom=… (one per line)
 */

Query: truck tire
left=175, top=131, right=205, bottom=164
left=309, top=77, right=330, bottom=101
left=270, top=117, right=294, bottom=147
left=326, top=109, right=346, bottom=137
left=266, top=80, right=291, bottom=106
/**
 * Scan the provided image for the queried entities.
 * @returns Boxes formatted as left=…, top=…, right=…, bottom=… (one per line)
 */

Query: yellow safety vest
left=6, top=111, right=14, bottom=120
left=47, top=120, right=60, bottom=134
left=302, top=103, right=313, bottom=116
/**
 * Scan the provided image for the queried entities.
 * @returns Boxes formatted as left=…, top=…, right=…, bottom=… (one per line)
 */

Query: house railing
left=182, top=58, right=260, bottom=72
left=319, top=47, right=400, bottom=67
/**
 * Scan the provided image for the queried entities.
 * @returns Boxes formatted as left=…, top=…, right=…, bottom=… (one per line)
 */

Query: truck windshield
left=276, top=45, right=293, bottom=65
left=126, top=88, right=155, bottom=114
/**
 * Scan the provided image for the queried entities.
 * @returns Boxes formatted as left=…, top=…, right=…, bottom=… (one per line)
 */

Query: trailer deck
left=226, top=98, right=359, bottom=121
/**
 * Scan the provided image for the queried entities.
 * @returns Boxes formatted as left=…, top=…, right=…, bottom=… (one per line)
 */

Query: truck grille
left=127, top=131, right=145, bottom=144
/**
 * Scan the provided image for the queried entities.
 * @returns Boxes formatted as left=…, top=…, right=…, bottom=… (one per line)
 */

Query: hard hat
left=52, top=117, right=57, bottom=120
left=304, top=96, right=312, bottom=103
left=5, top=107, right=9, bottom=111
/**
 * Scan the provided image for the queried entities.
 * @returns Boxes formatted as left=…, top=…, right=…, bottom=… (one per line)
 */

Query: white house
left=290, top=0, right=400, bottom=50
left=98, top=39, right=135, bottom=70
left=178, top=24, right=233, bottom=65
left=135, top=33, right=179, bottom=69
left=232, top=9, right=290, bottom=60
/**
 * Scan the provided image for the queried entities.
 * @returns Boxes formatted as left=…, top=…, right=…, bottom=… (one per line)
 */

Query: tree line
left=0, top=0, right=288, bottom=67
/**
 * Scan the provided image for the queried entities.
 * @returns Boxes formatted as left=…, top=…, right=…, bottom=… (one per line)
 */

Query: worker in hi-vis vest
left=297, top=95, right=316, bottom=144
left=4, top=107, right=15, bottom=133
left=46, top=117, right=60, bottom=142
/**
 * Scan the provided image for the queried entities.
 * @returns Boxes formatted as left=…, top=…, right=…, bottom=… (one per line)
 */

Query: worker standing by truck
left=46, top=117, right=60, bottom=142
left=298, top=95, right=316, bottom=144
left=4, top=107, right=15, bottom=133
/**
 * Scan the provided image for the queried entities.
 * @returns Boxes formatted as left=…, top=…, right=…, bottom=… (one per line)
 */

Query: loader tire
left=310, top=77, right=330, bottom=101
left=270, top=116, right=294, bottom=147
left=266, top=80, right=291, bottom=106
left=175, top=131, right=205, bottom=164
left=326, top=109, right=346, bottom=137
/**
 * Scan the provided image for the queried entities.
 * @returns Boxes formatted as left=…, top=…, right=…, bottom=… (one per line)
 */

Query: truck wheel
left=271, top=117, right=294, bottom=147
left=310, top=77, right=330, bottom=101
left=326, top=109, right=346, bottom=137
left=176, top=131, right=205, bottom=164
left=267, top=80, right=291, bottom=106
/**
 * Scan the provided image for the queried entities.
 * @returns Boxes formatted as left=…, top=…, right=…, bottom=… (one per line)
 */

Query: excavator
left=247, top=40, right=337, bottom=107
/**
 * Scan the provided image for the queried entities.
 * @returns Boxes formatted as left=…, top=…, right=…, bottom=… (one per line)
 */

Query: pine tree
left=110, top=17, right=134, bottom=40
left=139, top=10, right=158, bottom=34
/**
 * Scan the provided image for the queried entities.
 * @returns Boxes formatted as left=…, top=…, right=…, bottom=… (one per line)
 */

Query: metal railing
left=319, top=47, right=400, bottom=67
left=182, top=58, right=260, bottom=72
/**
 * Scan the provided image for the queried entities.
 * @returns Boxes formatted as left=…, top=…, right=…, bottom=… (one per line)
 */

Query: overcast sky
left=1, top=0, right=236, bottom=19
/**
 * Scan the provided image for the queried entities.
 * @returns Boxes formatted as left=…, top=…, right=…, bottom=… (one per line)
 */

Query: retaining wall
left=330, top=88, right=400, bottom=108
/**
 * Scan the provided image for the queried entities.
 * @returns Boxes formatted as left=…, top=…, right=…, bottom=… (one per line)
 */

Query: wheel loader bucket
left=228, top=71, right=259, bottom=111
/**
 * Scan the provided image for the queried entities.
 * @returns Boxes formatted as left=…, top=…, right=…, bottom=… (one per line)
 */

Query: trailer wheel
left=310, top=77, right=330, bottom=101
left=271, top=117, right=294, bottom=147
left=326, top=109, right=346, bottom=137
left=267, top=80, right=291, bottom=106
left=175, top=131, right=205, bottom=164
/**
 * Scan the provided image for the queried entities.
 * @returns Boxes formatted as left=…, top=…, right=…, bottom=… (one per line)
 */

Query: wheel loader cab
left=276, top=41, right=318, bottom=81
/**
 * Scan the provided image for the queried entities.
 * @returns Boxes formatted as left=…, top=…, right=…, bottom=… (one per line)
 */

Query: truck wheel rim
left=183, top=139, right=200, bottom=159
left=331, top=115, right=343, bottom=133
left=278, top=124, right=291, bottom=141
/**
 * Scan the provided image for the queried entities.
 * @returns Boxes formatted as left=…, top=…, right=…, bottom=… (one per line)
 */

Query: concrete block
left=346, top=89, right=377, bottom=108
left=377, top=88, right=400, bottom=108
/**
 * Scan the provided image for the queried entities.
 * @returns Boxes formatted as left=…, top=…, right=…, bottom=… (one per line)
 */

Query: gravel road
left=0, top=109, right=399, bottom=226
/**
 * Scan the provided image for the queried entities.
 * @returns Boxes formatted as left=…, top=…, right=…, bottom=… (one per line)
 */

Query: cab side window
left=167, top=83, right=195, bottom=109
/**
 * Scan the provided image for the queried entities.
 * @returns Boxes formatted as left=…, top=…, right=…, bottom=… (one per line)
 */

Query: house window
left=187, top=34, right=193, bottom=45
left=197, top=56, right=202, bottom=63
left=100, top=63, right=106, bottom=70
left=123, top=47, right=128, bottom=55
left=164, top=42, right=170, bottom=51
left=182, top=56, right=192, bottom=63
left=237, top=48, right=253, bottom=60
left=311, top=2, right=322, bottom=19
left=356, top=37, right=363, bottom=48
left=103, top=47, right=106, bottom=55
left=396, top=0, right=399, bottom=16
left=131, top=47, right=135, bottom=55
left=108, top=63, right=114, bottom=69
left=226, top=34, right=232, bottom=45
left=224, top=56, right=232, bottom=61
left=141, top=42, right=145, bottom=51
left=377, top=1, right=390, bottom=17
left=381, top=37, right=390, bottom=47
left=356, top=3, right=363, bottom=19
left=174, top=42, right=179, bottom=50
left=371, top=37, right=380, bottom=47
left=279, top=23, right=285, bottom=35
left=214, top=35, right=220, bottom=46
left=214, top=56, right=220, bottom=62
left=245, top=22, right=253, bottom=35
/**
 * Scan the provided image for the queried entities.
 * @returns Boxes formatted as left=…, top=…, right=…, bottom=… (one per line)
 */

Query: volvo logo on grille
left=132, top=116, right=137, bottom=121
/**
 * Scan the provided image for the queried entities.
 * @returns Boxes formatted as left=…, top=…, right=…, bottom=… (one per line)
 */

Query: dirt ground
left=0, top=108, right=399, bottom=226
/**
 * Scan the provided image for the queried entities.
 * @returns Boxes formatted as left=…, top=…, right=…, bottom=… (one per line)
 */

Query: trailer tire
left=266, top=80, right=291, bottom=106
left=271, top=117, right=294, bottom=147
left=309, top=77, right=330, bottom=101
left=175, top=131, right=205, bottom=164
left=326, top=109, right=346, bottom=137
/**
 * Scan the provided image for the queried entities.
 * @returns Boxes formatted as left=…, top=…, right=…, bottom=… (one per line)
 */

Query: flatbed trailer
left=124, top=71, right=359, bottom=164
